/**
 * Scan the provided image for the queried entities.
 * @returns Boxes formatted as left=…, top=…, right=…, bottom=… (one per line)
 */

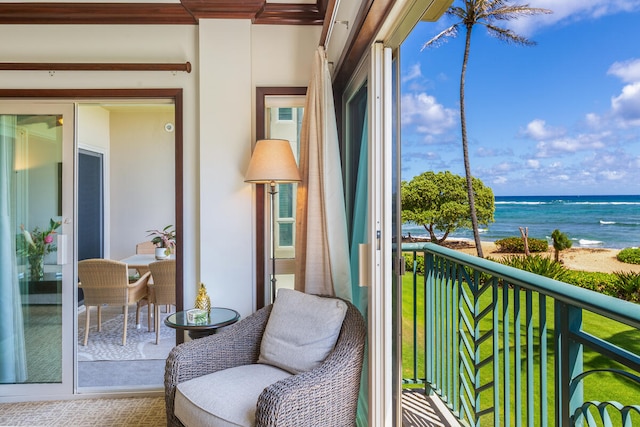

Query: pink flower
left=44, top=233, right=54, bottom=244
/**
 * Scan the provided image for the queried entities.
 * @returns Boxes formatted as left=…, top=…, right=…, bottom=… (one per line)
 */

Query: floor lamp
left=245, top=139, right=301, bottom=303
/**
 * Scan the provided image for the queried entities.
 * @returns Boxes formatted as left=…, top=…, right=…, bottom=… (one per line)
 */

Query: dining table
left=120, top=253, right=174, bottom=276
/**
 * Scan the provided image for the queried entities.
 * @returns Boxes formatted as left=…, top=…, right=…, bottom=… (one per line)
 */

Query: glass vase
left=29, top=255, right=44, bottom=280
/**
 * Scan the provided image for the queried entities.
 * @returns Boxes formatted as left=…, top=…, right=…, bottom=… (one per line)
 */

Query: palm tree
left=422, top=0, right=551, bottom=258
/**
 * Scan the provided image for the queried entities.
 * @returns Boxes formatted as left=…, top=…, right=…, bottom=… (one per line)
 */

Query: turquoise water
left=402, top=195, right=640, bottom=249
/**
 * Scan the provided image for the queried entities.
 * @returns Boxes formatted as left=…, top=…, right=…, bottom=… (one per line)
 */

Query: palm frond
left=488, top=5, right=552, bottom=21
left=421, top=25, right=459, bottom=51
left=484, top=23, right=535, bottom=45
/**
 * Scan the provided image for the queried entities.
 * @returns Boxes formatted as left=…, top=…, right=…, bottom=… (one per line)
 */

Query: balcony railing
left=401, top=243, right=640, bottom=426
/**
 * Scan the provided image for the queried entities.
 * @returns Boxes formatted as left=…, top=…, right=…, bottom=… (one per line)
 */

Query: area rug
left=77, top=307, right=175, bottom=362
left=0, top=396, right=165, bottom=426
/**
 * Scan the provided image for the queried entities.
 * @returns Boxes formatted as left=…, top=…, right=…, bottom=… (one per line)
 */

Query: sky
left=400, top=0, right=640, bottom=196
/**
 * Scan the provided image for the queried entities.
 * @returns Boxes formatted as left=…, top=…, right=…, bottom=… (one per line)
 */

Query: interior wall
left=198, top=21, right=319, bottom=316
left=109, top=109, right=175, bottom=260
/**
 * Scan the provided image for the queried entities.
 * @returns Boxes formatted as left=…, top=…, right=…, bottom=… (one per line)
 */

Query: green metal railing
left=401, top=243, right=640, bottom=426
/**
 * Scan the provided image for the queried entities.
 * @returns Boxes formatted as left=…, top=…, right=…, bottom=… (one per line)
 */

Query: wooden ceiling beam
left=0, top=1, right=328, bottom=25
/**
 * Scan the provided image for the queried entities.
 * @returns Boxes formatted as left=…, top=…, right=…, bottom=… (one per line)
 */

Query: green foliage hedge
left=617, top=247, right=640, bottom=265
left=494, top=237, right=549, bottom=253
left=403, top=252, right=425, bottom=275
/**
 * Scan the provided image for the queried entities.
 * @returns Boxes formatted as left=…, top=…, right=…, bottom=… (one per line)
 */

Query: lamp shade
left=245, top=139, right=301, bottom=183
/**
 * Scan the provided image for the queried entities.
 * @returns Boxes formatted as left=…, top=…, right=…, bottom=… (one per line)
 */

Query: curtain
left=0, top=115, right=27, bottom=383
left=295, top=46, right=352, bottom=301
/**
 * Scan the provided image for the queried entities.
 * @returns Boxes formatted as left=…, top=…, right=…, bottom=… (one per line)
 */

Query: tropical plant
left=421, top=0, right=552, bottom=257
left=146, top=224, right=176, bottom=256
left=551, top=229, right=572, bottom=262
left=496, top=254, right=569, bottom=281
left=401, top=171, right=494, bottom=245
left=613, top=271, right=640, bottom=303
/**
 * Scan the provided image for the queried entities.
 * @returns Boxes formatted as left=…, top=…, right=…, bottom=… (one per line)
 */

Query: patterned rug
left=77, top=306, right=175, bottom=361
left=0, top=396, right=165, bottom=426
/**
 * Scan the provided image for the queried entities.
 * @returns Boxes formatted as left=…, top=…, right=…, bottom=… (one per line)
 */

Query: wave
left=599, top=220, right=616, bottom=225
left=578, top=239, right=603, bottom=246
left=496, top=200, right=640, bottom=206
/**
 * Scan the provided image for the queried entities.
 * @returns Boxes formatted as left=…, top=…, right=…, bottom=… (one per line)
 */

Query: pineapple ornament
left=195, top=282, right=211, bottom=314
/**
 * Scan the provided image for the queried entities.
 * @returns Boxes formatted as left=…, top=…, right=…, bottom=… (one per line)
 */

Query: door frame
left=0, top=89, right=184, bottom=399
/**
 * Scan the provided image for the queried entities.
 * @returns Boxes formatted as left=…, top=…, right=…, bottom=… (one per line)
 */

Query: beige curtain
left=294, top=46, right=352, bottom=301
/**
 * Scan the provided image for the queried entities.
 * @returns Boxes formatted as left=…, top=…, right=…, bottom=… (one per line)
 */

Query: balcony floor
left=402, top=388, right=460, bottom=426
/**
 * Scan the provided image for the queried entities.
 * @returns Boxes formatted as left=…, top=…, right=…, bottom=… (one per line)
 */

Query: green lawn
left=401, top=272, right=640, bottom=425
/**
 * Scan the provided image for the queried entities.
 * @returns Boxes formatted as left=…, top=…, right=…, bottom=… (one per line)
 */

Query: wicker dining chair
left=78, top=259, right=151, bottom=346
left=136, top=241, right=156, bottom=254
left=148, top=259, right=176, bottom=344
left=165, top=291, right=366, bottom=427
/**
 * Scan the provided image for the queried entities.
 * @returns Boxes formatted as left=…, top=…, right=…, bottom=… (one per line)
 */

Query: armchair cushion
left=175, top=364, right=291, bottom=427
left=258, top=289, right=347, bottom=374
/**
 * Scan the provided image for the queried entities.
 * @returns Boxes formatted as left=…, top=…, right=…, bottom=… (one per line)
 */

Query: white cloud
left=526, top=159, right=540, bottom=169
left=403, top=63, right=422, bottom=83
left=401, top=92, right=457, bottom=136
left=493, top=176, right=508, bottom=185
left=599, top=170, right=627, bottom=180
left=522, top=119, right=564, bottom=140
left=608, top=58, right=640, bottom=83
left=611, top=82, right=640, bottom=125
left=507, top=0, right=640, bottom=36
left=535, top=133, right=607, bottom=157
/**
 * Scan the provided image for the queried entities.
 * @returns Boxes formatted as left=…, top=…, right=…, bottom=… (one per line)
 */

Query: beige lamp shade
left=245, top=139, right=301, bottom=183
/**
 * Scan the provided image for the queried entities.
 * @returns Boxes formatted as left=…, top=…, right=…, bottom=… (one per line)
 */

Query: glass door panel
left=0, top=104, right=74, bottom=397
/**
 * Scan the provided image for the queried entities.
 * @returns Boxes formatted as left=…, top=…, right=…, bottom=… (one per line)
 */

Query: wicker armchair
left=148, top=259, right=176, bottom=344
left=165, top=297, right=366, bottom=427
left=78, top=259, right=151, bottom=346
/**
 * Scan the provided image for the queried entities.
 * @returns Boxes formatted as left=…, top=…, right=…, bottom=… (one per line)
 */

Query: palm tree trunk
left=460, top=26, right=484, bottom=258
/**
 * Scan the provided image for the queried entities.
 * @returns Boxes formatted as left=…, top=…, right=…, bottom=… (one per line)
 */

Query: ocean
left=401, top=195, right=640, bottom=249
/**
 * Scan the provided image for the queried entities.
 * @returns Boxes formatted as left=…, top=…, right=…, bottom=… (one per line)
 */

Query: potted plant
left=146, top=225, right=176, bottom=259
left=18, top=218, right=62, bottom=280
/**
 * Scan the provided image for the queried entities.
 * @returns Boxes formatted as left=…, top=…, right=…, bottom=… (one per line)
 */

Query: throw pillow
left=258, top=288, right=348, bottom=374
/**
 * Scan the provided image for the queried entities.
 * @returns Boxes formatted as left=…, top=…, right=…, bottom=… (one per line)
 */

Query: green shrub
left=496, top=254, right=569, bottom=281
left=403, top=252, right=425, bottom=275
left=563, top=270, right=618, bottom=297
left=494, top=237, right=549, bottom=253
left=617, top=248, right=640, bottom=265
left=613, top=271, right=640, bottom=302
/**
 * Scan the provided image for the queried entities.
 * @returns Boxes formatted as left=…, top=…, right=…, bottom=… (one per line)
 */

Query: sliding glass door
left=0, top=104, right=75, bottom=397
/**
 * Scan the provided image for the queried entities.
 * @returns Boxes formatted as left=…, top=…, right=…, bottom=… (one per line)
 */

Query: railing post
left=555, top=301, right=583, bottom=425
left=425, top=251, right=435, bottom=392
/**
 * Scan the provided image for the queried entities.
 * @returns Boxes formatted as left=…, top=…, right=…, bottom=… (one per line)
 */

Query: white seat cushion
left=258, top=288, right=347, bottom=374
left=175, top=364, right=292, bottom=427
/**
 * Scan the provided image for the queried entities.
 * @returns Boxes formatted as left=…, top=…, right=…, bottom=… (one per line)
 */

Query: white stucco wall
left=0, top=22, right=320, bottom=319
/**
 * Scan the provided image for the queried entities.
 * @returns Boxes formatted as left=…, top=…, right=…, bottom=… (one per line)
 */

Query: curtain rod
left=0, top=62, right=191, bottom=73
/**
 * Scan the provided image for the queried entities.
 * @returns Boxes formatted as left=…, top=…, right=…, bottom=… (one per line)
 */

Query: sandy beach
left=451, top=241, right=640, bottom=274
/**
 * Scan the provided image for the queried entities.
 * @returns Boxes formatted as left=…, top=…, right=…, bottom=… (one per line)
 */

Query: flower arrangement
left=18, top=218, right=62, bottom=279
left=146, top=224, right=176, bottom=256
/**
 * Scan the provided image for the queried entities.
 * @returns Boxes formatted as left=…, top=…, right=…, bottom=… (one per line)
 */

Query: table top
left=120, top=253, right=175, bottom=268
left=165, top=307, right=240, bottom=331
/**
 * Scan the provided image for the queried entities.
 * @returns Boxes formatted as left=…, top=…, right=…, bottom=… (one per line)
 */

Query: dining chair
left=78, top=259, right=151, bottom=346
left=148, top=259, right=176, bottom=344
left=136, top=241, right=156, bottom=254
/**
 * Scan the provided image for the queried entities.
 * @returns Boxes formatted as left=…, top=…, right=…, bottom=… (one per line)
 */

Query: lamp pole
left=268, top=181, right=277, bottom=304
